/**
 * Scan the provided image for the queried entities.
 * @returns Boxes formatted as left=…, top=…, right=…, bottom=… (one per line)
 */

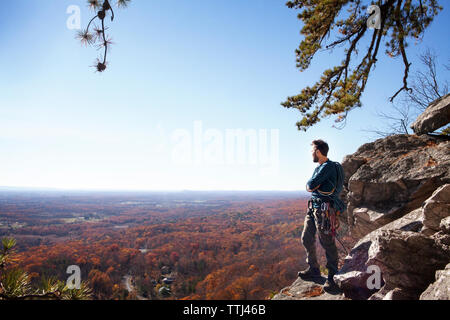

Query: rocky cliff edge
left=273, top=95, right=450, bottom=300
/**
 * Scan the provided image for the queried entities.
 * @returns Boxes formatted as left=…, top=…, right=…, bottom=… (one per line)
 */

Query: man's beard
left=313, top=154, right=319, bottom=163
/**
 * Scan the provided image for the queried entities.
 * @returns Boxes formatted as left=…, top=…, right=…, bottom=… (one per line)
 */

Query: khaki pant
left=301, top=208, right=338, bottom=276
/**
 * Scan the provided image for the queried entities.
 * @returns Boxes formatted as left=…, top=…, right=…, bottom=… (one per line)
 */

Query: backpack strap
left=316, top=186, right=335, bottom=196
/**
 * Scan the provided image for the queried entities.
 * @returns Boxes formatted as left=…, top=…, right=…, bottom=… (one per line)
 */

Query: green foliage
left=282, top=0, right=443, bottom=131
left=0, top=238, right=16, bottom=270
left=2, top=238, right=16, bottom=251
left=0, top=238, right=92, bottom=300
left=319, top=265, right=328, bottom=276
left=440, top=126, right=450, bottom=136
left=1, top=269, right=32, bottom=298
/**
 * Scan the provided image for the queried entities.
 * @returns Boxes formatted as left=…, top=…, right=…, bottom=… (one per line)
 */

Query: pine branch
left=76, top=0, right=130, bottom=72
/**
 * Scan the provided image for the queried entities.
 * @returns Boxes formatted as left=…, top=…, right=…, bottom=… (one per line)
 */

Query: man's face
left=312, top=147, right=319, bottom=163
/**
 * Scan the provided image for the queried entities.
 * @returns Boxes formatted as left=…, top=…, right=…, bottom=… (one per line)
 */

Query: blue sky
left=0, top=0, right=449, bottom=191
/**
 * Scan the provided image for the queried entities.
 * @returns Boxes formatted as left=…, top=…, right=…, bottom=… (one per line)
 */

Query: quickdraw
left=307, top=200, right=341, bottom=237
left=322, top=201, right=341, bottom=237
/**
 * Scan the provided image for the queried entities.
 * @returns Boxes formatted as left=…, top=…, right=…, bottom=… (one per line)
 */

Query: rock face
left=440, top=216, right=450, bottom=234
left=420, top=263, right=450, bottom=300
left=422, top=184, right=450, bottom=235
left=334, top=208, right=422, bottom=299
left=334, top=184, right=450, bottom=300
left=340, top=134, right=450, bottom=241
left=411, top=93, right=450, bottom=134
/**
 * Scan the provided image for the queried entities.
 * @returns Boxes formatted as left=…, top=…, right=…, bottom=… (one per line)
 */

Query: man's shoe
left=323, top=277, right=340, bottom=292
left=297, top=267, right=321, bottom=279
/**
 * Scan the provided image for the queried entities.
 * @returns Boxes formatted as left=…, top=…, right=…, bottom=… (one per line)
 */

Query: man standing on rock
left=298, top=139, right=346, bottom=292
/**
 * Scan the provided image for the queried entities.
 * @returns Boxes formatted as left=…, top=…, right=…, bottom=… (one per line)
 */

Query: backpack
left=330, top=161, right=346, bottom=213
left=332, top=161, right=345, bottom=196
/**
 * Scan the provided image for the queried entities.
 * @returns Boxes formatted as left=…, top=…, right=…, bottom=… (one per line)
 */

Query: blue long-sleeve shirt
left=307, top=159, right=345, bottom=211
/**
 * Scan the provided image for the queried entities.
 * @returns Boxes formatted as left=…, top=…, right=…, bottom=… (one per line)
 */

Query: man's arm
left=306, top=163, right=332, bottom=192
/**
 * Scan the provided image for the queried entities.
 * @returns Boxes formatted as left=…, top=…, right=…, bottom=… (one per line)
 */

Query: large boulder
left=336, top=227, right=449, bottom=300
left=421, top=184, right=450, bottom=235
left=368, top=230, right=449, bottom=298
left=411, top=94, right=450, bottom=135
left=340, top=134, right=450, bottom=241
left=440, top=216, right=450, bottom=234
left=334, top=187, right=450, bottom=300
left=420, top=263, right=450, bottom=300
left=334, top=207, right=425, bottom=299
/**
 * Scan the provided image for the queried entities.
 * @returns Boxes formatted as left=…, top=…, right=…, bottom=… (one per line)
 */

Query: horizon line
left=0, top=186, right=307, bottom=193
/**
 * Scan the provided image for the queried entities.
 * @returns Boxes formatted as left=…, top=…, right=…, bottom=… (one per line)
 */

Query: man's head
left=311, top=139, right=329, bottom=163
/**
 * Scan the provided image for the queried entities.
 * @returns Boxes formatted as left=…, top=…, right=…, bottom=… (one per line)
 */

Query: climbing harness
left=307, top=199, right=348, bottom=255
left=307, top=199, right=340, bottom=237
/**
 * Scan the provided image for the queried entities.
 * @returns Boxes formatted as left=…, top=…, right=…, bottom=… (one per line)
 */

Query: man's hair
left=312, top=139, right=329, bottom=156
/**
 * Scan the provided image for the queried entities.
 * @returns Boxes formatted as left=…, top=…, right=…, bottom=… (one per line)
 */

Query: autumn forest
left=0, top=190, right=346, bottom=300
